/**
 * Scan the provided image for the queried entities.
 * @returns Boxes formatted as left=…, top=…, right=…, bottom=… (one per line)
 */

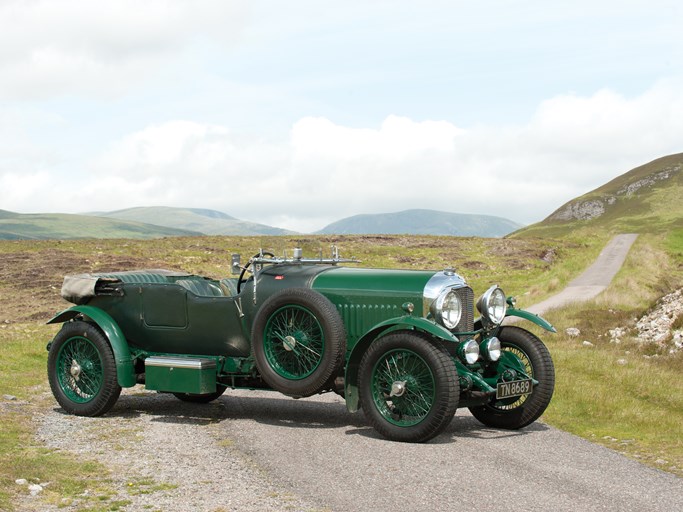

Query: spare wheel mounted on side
left=251, top=287, right=346, bottom=397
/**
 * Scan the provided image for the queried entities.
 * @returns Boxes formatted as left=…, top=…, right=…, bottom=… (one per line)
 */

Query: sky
left=1, top=0, right=682, bottom=233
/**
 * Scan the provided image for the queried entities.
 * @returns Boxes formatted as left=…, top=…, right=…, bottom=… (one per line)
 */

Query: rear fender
left=48, top=306, right=136, bottom=388
left=344, top=316, right=458, bottom=412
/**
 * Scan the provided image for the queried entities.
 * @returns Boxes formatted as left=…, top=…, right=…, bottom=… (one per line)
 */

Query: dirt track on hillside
left=522, top=233, right=639, bottom=316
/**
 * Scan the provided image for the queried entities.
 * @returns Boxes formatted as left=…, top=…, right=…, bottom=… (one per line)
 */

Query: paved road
left=213, top=233, right=682, bottom=512
left=524, top=233, right=639, bottom=316
left=218, top=390, right=681, bottom=512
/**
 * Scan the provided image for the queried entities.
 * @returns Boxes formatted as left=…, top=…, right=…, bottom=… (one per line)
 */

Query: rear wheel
left=469, top=326, right=554, bottom=429
left=48, top=321, right=121, bottom=416
left=359, top=331, right=459, bottom=443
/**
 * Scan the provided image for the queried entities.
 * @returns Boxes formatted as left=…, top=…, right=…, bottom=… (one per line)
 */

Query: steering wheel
left=237, top=251, right=276, bottom=293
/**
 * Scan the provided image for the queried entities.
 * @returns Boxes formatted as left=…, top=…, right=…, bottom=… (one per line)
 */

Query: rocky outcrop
left=549, top=163, right=681, bottom=222
left=617, top=165, right=681, bottom=196
left=609, top=288, right=683, bottom=355
left=549, top=199, right=608, bottom=221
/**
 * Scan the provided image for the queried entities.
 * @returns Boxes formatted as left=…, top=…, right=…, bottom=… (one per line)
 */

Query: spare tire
left=251, top=288, right=346, bottom=397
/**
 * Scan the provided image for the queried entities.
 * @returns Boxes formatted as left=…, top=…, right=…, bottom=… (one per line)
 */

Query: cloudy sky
left=1, top=0, right=682, bottom=232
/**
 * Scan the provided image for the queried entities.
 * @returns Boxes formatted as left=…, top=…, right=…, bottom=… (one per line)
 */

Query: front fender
left=505, top=307, right=556, bottom=333
left=48, top=306, right=136, bottom=387
left=344, top=316, right=458, bottom=413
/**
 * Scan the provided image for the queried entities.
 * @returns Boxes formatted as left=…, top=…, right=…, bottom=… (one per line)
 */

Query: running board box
left=144, top=356, right=217, bottom=394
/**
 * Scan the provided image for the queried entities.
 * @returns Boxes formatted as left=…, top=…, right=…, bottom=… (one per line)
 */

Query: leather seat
left=175, top=279, right=224, bottom=297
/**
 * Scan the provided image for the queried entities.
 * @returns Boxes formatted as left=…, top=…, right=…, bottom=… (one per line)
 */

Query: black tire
left=251, top=288, right=346, bottom=397
left=172, top=387, right=226, bottom=403
left=47, top=321, right=121, bottom=416
left=359, top=331, right=459, bottom=443
left=469, top=326, right=554, bottom=429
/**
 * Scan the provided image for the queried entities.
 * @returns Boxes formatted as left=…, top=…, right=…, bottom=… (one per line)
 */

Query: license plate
left=496, top=379, right=533, bottom=400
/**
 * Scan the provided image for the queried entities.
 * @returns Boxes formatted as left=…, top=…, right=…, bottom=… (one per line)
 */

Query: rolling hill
left=14, top=150, right=683, bottom=243
left=316, top=209, right=523, bottom=237
left=512, top=153, right=683, bottom=238
left=0, top=210, right=201, bottom=240
left=91, top=207, right=295, bottom=236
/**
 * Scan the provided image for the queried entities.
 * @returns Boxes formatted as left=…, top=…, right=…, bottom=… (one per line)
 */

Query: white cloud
left=0, top=0, right=248, bottom=99
left=3, top=80, right=683, bottom=232
left=292, top=116, right=462, bottom=160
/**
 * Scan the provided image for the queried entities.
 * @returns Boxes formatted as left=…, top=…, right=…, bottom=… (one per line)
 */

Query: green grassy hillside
left=316, top=209, right=523, bottom=237
left=92, top=206, right=296, bottom=236
left=0, top=211, right=200, bottom=240
left=512, top=153, right=683, bottom=238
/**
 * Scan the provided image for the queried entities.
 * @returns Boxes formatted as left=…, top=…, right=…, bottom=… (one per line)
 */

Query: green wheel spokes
left=56, top=336, right=104, bottom=403
left=263, top=305, right=325, bottom=380
left=371, top=349, right=436, bottom=427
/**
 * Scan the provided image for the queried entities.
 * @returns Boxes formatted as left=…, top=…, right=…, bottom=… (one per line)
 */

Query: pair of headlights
left=433, top=284, right=508, bottom=331
left=459, top=337, right=502, bottom=364
left=433, top=284, right=507, bottom=365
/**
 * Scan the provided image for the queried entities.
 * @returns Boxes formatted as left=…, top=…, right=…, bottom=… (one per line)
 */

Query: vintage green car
left=46, top=247, right=555, bottom=443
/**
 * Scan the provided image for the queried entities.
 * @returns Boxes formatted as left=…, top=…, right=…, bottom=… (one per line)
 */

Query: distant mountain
left=316, top=209, right=523, bottom=237
left=90, top=207, right=295, bottom=236
left=0, top=211, right=201, bottom=240
left=513, top=153, right=683, bottom=237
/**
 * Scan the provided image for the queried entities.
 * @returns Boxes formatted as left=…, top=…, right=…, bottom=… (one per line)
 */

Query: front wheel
left=469, top=326, right=554, bottom=429
left=359, top=331, right=459, bottom=443
left=47, top=321, right=121, bottom=416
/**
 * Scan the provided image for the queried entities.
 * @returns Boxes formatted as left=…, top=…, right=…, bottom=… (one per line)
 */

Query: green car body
left=47, top=248, right=556, bottom=443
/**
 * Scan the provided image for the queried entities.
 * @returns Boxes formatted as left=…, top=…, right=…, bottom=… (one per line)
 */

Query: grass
left=0, top=212, right=199, bottom=240
left=0, top=324, right=113, bottom=510
left=512, top=154, right=683, bottom=240
left=541, top=321, right=683, bottom=475
left=1, top=232, right=682, bottom=509
left=0, top=324, right=177, bottom=510
left=537, top=233, right=683, bottom=476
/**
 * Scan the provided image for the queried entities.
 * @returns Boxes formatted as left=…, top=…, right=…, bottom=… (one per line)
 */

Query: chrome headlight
left=480, top=337, right=501, bottom=361
left=476, top=285, right=507, bottom=326
left=458, top=339, right=480, bottom=364
left=432, top=289, right=462, bottom=330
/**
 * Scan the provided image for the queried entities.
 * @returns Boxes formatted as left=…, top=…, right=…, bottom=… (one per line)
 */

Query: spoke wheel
left=359, top=331, right=458, bottom=443
left=264, top=304, right=325, bottom=380
left=469, top=326, right=554, bottom=429
left=252, top=288, right=346, bottom=397
left=48, top=321, right=121, bottom=416
left=56, top=336, right=103, bottom=402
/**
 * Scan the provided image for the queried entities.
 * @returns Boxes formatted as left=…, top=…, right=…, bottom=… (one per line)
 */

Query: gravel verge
left=25, top=387, right=326, bottom=512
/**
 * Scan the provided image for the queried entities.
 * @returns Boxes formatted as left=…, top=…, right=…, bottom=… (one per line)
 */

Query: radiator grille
left=454, top=286, right=475, bottom=333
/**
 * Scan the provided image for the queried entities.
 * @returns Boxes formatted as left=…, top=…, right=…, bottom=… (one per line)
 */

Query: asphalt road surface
left=212, top=233, right=681, bottom=512
left=218, top=390, right=681, bottom=512
left=524, top=233, right=639, bottom=316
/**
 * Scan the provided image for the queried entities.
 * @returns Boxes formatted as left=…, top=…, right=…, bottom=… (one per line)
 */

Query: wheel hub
left=390, top=380, right=408, bottom=397
left=70, top=360, right=81, bottom=381
left=283, top=335, right=297, bottom=352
